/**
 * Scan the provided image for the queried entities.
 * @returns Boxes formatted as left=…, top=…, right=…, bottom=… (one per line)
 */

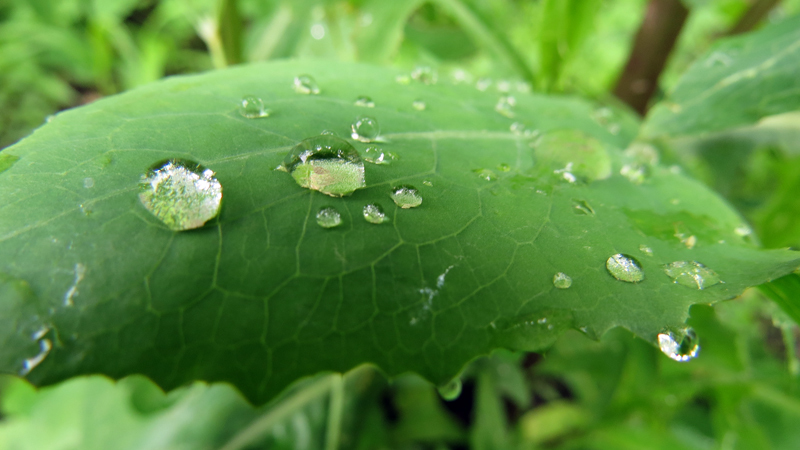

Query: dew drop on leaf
left=316, top=207, right=342, bottom=229
left=474, top=169, right=497, bottom=181
left=497, top=163, right=511, bottom=172
left=354, top=96, right=375, bottom=108
left=437, top=378, right=462, bottom=401
left=364, top=147, right=396, bottom=165
left=422, top=180, right=433, bottom=187
left=239, top=96, right=270, bottom=118
left=83, top=177, right=94, bottom=188
left=138, top=159, right=223, bottom=231
left=658, top=327, right=700, bottom=361
left=553, top=272, right=572, bottom=289
left=293, top=74, right=320, bottom=94
left=411, top=66, right=437, bottom=84
left=390, top=186, right=422, bottom=209
left=639, top=244, right=654, bottom=256
left=412, top=100, right=426, bottom=111
left=351, top=116, right=380, bottom=142
left=363, top=203, right=386, bottom=224
left=280, top=136, right=366, bottom=197
left=495, top=95, right=516, bottom=118
left=606, top=254, right=645, bottom=283
left=572, top=199, right=594, bottom=216
left=20, top=333, right=52, bottom=376
left=663, top=261, right=721, bottom=290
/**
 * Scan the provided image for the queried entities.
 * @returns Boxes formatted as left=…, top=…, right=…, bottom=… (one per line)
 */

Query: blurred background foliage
left=2, top=0, right=800, bottom=448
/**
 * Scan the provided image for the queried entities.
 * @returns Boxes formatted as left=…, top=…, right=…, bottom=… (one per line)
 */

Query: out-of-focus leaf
left=760, top=274, right=800, bottom=327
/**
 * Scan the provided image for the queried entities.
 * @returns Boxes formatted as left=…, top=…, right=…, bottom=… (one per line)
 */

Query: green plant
left=1, top=1, right=800, bottom=449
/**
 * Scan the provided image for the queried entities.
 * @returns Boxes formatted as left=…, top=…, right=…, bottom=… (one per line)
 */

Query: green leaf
left=644, top=14, right=800, bottom=138
left=759, top=273, right=800, bottom=327
left=0, top=60, right=798, bottom=404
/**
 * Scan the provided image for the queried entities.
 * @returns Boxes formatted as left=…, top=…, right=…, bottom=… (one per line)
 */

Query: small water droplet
left=553, top=272, right=572, bottom=289
left=20, top=338, right=52, bottom=376
left=83, top=177, right=94, bottom=188
left=280, top=136, right=365, bottom=197
left=572, top=199, right=594, bottom=216
left=351, top=116, right=380, bottom=142
left=473, top=169, right=497, bottom=181
left=411, top=66, right=437, bottom=84
left=734, top=225, right=752, bottom=237
left=354, top=96, right=375, bottom=108
left=239, top=96, right=270, bottom=118
left=620, top=164, right=646, bottom=184
left=390, top=185, right=422, bottom=209
left=658, top=327, right=700, bottom=361
left=316, top=207, right=342, bottom=228
left=0, top=154, right=20, bottom=174
left=364, top=147, right=396, bottom=165
left=395, top=74, right=411, bottom=85
left=663, top=261, right=720, bottom=290
left=476, top=78, right=491, bottom=91
left=554, top=163, right=577, bottom=183
left=138, top=159, right=223, bottom=231
left=437, top=378, right=462, bottom=401
left=495, top=95, right=516, bottom=118
left=363, top=203, right=387, bottom=224
left=422, top=180, right=433, bottom=187
left=606, top=254, right=645, bottom=283
left=412, top=100, right=426, bottom=111
left=497, top=163, right=510, bottom=172
left=639, top=244, right=654, bottom=256
left=293, top=74, right=320, bottom=95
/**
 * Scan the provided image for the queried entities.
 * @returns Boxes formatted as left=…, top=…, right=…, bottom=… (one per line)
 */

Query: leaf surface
left=0, top=60, right=798, bottom=404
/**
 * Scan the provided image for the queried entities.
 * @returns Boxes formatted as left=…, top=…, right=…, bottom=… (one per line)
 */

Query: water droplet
left=620, top=164, right=646, bottom=184
left=572, top=199, right=594, bottom=216
left=673, top=224, right=697, bottom=249
left=63, top=263, right=86, bottom=307
left=21, top=337, right=52, bottom=376
left=734, top=225, right=752, bottom=237
left=293, top=74, right=320, bottom=95
left=320, top=129, right=337, bottom=136
left=554, top=163, right=577, bottom=183
left=316, top=207, right=342, bottom=228
left=639, top=244, right=654, bottom=256
left=138, top=159, right=223, bottom=231
left=553, top=272, right=572, bottom=289
left=0, top=154, right=20, bottom=174
left=411, top=66, right=437, bottom=84
left=83, top=177, right=95, bottom=188
left=422, top=180, right=433, bottom=187
left=451, top=68, right=471, bottom=84
left=497, top=163, right=510, bottom=172
left=239, top=96, right=270, bottom=118
left=412, top=100, right=426, bottom=111
left=390, top=186, right=422, bottom=209
left=351, top=116, right=380, bottom=143
left=395, top=74, right=411, bottom=85
left=473, top=169, right=497, bottom=181
left=658, top=327, right=700, bottom=361
left=364, top=147, right=396, bottom=165
left=437, top=378, right=462, bottom=401
left=354, top=96, right=375, bottom=108
left=310, top=23, right=325, bottom=40
left=476, top=78, right=491, bottom=91
left=495, top=95, right=516, bottom=118
left=280, top=136, right=366, bottom=197
left=663, top=261, right=721, bottom=290
left=606, top=254, right=645, bottom=283
left=533, top=130, right=612, bottom=182
left=363, top=203, right=387, bottom=224
left=510, top=122, right=525, bottom=135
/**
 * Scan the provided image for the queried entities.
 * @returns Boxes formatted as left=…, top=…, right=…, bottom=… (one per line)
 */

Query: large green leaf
left=643, top=14, right=800, bottom=138
left=0, top=60, right=798, bottom=404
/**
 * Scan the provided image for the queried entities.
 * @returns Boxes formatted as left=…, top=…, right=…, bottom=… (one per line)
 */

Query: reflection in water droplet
left=239, top=96, right=270, bottom=118
left=474, top=169, right=497, bottom=181
left=411, top=66, right=437, bottom=84
left=658, top=327, right=700, bottom=361
left=20, top=338, right=52, bottom=376
left=572, top=199, right=594, bottom=216
left=280, top=136, right=366, bottom=197
left=364, top=147, right=396, bottom=165
left=363, top=203, right=386, bottom=224
left=495, top=96, right=516, bottom=118
left=351, top=116, right=380, bottom=142
left=606, top=254, right=645, bottom=283
left=138, top=159, right=223, bottom=231
left=293, top=75, right=320, bottom=94
left=422, top=180, right=433, bottom=187
left=412, top=100, right=426, bottom=111
left=639, top=244, right=654, bottom=256
left=437, top=378, right=462, bottom=401
left=553, top=272, right=572, bottom=289
left=390, top=186, right=422, bottom=209
left=663, top=261, right=720, bottom=290
left=354, top=96, right=375, bottom=108
left=316, top=207, right=342, bottom=228
left=83, top=177, right=95, bottom=188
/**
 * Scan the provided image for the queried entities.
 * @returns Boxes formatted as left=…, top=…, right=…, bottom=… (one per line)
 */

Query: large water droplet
left=495, top=95, right=516, bottom=118
left=316, top=207, right=342, bottom=229
left=293, top=74, right=320, bottom=94
left=412, top=100, right=426, bottom=111
left=663, top=261, right=721, bottom=290
left=411, top=66, right=437, bottom=84
left=363, top=203, right=387, bottom=224
left=364, top=147, right=396, bottom=165
left=390, top=186, right=422, bottom=209
left=553, top=272, right=572, bottom=289
left=239, top=96, right=270, bottom=118
left=437, top=378, right=462, bottom=401
left=138, top=159, right=223, bottom=231
left=606, top=254, right=644, bottom=283
left=351, top=116, right=380, bottom=143
left=279, top=136, right=366, bottom=197
left=354, top=96, right=375, bottom=108
left=658, top=327, right=700, bottom=362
